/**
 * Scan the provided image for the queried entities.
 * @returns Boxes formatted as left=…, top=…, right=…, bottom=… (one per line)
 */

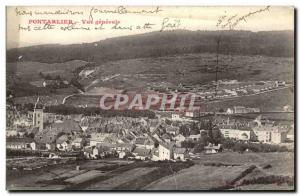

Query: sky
left=6, top=6, right=294, bottom=48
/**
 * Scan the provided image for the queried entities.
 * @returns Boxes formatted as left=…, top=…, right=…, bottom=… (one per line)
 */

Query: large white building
left=220, top=128, right=254, bottom=141
left=158, top=142, right=174, bottom=160
left=252, top=125, right=287, bottom=144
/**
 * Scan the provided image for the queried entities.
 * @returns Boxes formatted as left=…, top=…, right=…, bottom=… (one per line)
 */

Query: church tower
left=33, top=96, right=43, bottom=131
left=33, top=108, right=43, bottom=131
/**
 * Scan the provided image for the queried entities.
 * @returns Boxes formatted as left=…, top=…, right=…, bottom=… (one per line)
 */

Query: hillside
left=7, top=30, right=294, bottom=64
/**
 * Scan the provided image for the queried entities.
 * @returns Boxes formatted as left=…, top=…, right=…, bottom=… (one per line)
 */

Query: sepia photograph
left=5, top=5, right=295, bottom=191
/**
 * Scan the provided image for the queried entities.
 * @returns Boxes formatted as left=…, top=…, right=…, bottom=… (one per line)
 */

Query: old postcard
left=6, top=6, right=295, bottom=191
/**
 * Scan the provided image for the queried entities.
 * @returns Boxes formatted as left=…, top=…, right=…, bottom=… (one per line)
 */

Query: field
left=145, top=152, right=294, bottom=191
left=202, top=87, right=294, bottom=112
left=78, top=53, right=294, bottom=90
left=6, top=152, right=294, bottom=191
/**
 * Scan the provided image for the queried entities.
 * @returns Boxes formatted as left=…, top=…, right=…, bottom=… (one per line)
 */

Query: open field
left=145, top=164, right=253, bottom=190
left=145, top=152, right=294, bottom=190
left=7, top=152, right=294, bottom=191
left=86, top=167, right=158, bottom=190
left=202, top=87, right=294, bottom=112
left=78, top=53, right=293, bottom=90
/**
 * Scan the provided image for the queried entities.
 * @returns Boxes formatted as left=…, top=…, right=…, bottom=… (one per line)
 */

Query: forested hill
left=7, top=30, right=294, bottom=63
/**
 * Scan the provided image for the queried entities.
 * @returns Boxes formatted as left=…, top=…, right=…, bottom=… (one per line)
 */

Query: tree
left=211, top=128, right=223, bottom=145
left=181, top=140, right=195, bottom=148
left=179, top=125, right=190, bottom=137
left=219, top=108, right=225, bottom=113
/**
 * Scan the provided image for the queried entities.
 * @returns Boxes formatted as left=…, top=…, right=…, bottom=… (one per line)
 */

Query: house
left=287, top=126, right=294, bottom=141
left=56, top=135, right=72, bottom=151
left=72, top=137, right=84, bottom=149
left=246, top=108, right=260, bottom=113
left=204, top=143, right=222, bottom=154
left=13, top=118, right=32, bottom=127
left=83, top=147, right=98, bottom=159
left=6, top=129, right=18, bottom=137
left=158, top=142, right=175, bottom=160
left=166, top=126, right=179, bottom=135
left=50, top=120, right=82, bottom=134
left=185, top=111, right=200, bottom=118
left=188, top=134, right=201, bottom=141
left=115, top=143, right=134, bottom=152
left=151, top=148, right=160, bottom=161
left=135, top=137, right=155, bottom=149
left=233, top=106, right=247, bottom=114
left=149, top=120, right=160, bottom=133
left=132, top=147, right=151, bottom=160
left=174, top=134, right=186, bottom=147
left=220, top=128, right=254, bottom=141
left=173, top=147, right=189, bottom=161
left=89, top=133, right=117, bottom=147
left=118, top=151, right=130, bottom=159
left=34, top=128, right=59, bottom=150
left=6, top=137, right=36, bottom=150
left=226, top=108, right=234, bottom=114
left=252, top=125, right=288, bottom=144
left=171, top=113, right=181, bottom=120
left=162, top=134, right=172, bottom=143
left=95, top=143, right=117, bottom=158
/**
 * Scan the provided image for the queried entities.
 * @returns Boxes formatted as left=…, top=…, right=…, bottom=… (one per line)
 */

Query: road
left=62, top=90, right=84, bottom=104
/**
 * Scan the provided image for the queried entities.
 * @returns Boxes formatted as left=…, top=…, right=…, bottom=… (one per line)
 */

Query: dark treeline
left=7, top=30, right=294, bottom=63
left=44, top=104, right=156, bottom=119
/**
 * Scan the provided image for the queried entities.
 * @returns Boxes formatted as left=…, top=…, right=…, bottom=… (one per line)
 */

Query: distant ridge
left=7, top=30, right=294, bottom=63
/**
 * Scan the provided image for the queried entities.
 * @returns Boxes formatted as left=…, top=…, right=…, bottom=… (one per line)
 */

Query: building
left=132, top=147, right=151, bottom=160
left=173, top=148, right=188, bottom=161
left=6, top=129, right=18, bottom=137
left=33, top=108, right=43, bottom=131
left=174, top=134, right=186, bottom=147
left=6, top=138, right=36, bottom=150
left=34, top=128, right=59, bottom=150
left=220, top=128, right=254, bottom=141
left=158, top=142, right=175, bottom=160
left=56, top=135, right=72, bottom=151
left=135, top=137, right=155, bottom=149
left=188, top=134, right=201, bottom=141
left=226, top=108, right=234, bottom=114
left=204, top=143, right=222, bottom=154
left=149, top=120, right=160, bottom=133
left=166, top=126, right=179, bottom=135
left=185, top=111, right=200, bottom=118
left=115, top=143, right=134, bottom=152
left=72, top=137, right=84, bottom=149
left=89, top=133, right=117, bottom=147
left=83, top=147, right=99, bottom=159
left=232, top=106, right=260, bottom=114
left=171, top=113, right=181, bottom=120
left=252, top=125, right=288, bottom=144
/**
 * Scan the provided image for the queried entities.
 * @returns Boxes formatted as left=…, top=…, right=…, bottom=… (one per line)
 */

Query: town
left=6, top=97, right=293, bottom=163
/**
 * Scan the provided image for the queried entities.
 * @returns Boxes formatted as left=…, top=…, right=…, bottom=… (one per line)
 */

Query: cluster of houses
left=6, top=108, right=194, bottom=161
left=6, top=103, right=293, bottom=161
left=151, top=80, right=287, bottom=101
left=215, top=115, right=291, bottom=144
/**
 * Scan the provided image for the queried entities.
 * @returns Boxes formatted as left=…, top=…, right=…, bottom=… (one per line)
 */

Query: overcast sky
left=6, top=6, right=294, bottom=48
